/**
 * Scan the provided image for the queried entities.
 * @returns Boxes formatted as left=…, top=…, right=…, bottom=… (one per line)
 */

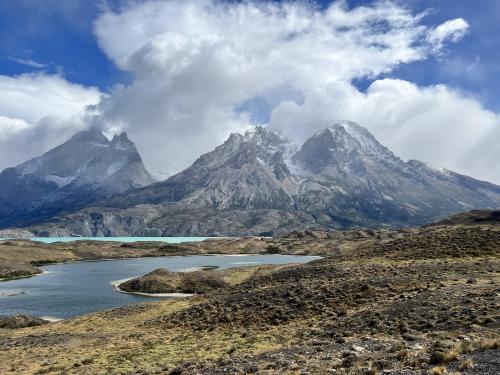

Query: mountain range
left=0, top=127, right=154, bottom=228
left=1, top=121, right=500, bottom=236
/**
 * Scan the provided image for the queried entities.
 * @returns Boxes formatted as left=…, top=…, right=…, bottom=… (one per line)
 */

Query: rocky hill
left=3, top=122, right=500, bottom=236
left=431, top=210, right=500, bottom=226
left=118, top=268, right=228, bottom=295
left=0, top=128, right=154, bottom=228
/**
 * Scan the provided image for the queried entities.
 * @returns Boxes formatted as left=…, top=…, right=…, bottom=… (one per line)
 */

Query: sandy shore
left=40, top=316, right=64, bottom=323
left=0, top=290, right=25, bottom=297
left=179, top=265, right=219, bottom=272
left=111, top=278, right=195, bottom=298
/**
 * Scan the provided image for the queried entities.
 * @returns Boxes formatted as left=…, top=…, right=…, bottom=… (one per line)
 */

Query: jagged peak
left=243, top=125, right=266, bottom=138
left=111, top=132, right=131, bottom=143
left=328, top=120, right=364, bottom=130
left=244, top=125, right=289, bottom=144
left=226, top=132, right=244, bottom=144
left=292, top=121, right=403, bottom=174
left=111, top=132, right=136, bottom=151
left=68, top=127, right=109, bottom=144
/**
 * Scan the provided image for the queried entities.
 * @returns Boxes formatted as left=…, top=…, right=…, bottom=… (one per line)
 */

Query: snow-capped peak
left=244, top=125, right=288, bottom=145
left=14, top=127, right=153, bottom=190
left=325, top=121, right=385, bottom=156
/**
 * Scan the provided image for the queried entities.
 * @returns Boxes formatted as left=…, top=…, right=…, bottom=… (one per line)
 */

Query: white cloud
left=427, top=18, right=470, bottom=51
left=0, top=73, right=102, bottom=169
left=0, top=73, right=100, bottom=123
left=92, top=0, right=486, bottom=178
left=7, top=57, right=48, bottom=69
left=458, top=120, right=500, bottom=184
left=2, top=0, right=497, bottom=187
left=269, top=78, right=500, bottom=183
left=0, top=116, right=31, bottom=141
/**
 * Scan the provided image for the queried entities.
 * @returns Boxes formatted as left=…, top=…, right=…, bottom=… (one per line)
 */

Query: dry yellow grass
left=431, top=365, right=447, bottom=375
left=1, top=221, right=499, bottom=374
left=479, top=339, right=499, bottom=351
left=443, top=349, right=459, bottom=362
left=459, top=358, right=474, bottom=370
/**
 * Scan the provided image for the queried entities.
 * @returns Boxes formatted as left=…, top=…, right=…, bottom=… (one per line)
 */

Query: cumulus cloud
left=91, top=0, right=485, bottom=178
left=0, top=116, right=31, bottom=141
left=269, top=78, right=500, bottom=183
left=2, top=0, right=497, bottom=186
left=0, top=73, right=102, bottom=169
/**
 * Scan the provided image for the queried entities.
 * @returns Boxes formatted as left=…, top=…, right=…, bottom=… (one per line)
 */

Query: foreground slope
left=0, top=212, right=498, bottom=374
left=15, top=122, right=500, bottom=236
left=0, top=128, right=154, bottom=228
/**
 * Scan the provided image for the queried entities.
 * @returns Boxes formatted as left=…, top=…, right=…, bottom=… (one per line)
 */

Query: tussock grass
left=459, top=358, right=473, bottom=370
left=429, top=349, right=459, bottom=365
left=431, top=365, right=447, bottom=375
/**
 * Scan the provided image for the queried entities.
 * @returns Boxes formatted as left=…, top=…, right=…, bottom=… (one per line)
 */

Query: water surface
left=25, top=237, right=212, bottom=244
left=0, top=255, right=319, bottom=319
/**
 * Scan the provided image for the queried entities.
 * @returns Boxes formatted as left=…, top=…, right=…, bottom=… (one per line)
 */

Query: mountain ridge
left=2, top=121, right=500, bottom=236
left=0, top=128, right=154, bottom=228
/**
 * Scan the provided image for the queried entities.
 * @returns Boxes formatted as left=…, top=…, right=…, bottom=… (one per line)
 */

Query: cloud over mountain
left=90, top=0, right=498, bottom=183
left=0, top=73, right=102, bottom=170
left=0, top=0, right=498, bottom=184
left=269, top=78, right=500, bottom=183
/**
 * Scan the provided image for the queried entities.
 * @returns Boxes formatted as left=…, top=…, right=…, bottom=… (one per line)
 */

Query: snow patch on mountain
left=0, top=128, right=154, bottom=228
left=44, top=175, right=76, bottom=187
left=4, top=121, right=500, bottom=236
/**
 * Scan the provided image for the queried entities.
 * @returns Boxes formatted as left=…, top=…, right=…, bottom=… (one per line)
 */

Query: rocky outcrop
left=119, top=268, right=227, bottom=294
left=431, top=210, right=500, bottom=226
left=0, top=315, right=49, bottom=329
left=0, top=260, right=42, bottom=280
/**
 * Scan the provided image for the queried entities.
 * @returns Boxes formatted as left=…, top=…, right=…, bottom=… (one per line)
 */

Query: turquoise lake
left=0, top=237, right=213, bottom=244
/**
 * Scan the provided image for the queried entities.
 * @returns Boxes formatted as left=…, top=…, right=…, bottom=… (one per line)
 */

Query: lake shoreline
left=0, top=234, right=299, bottom=281
left=0, top=254, right=318, bottom=319
left=1, top=216, right=498, bottom=374
left=0, top=236, right=246, bottom=281
left=111, top=265, right=225, bottom=297
left=112, top=278, right=196, bottom=298
left=1, top=253, right=272, bottom=282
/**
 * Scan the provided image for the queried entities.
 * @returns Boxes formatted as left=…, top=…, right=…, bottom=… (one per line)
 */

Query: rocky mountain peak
left=242, top=126, right=295, bottom=165
left=194, top=126, right=294, bottom=171
left=244, top=126, right=289, bottom=148
left=0, top=128, right=154, bottom=228
left=68, top=127, right=109, bottom=145
left=292, top=121, right=401, bottom=173
left=325, top=121, right=395, bottom=158
left=5, top=120, right=500, bottom=235
left=111, top=132, right=135, bottom=149
left=16, top=128, right=145, bottom=183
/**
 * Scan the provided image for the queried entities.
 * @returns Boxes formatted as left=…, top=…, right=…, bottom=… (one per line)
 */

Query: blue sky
left=0, top=0, right=127, bottom=90
left=0, top=0, right=499, bottom=183
left=0, top=0, right=498, bottom=110
left=390, top=0, right=500, bottom=112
